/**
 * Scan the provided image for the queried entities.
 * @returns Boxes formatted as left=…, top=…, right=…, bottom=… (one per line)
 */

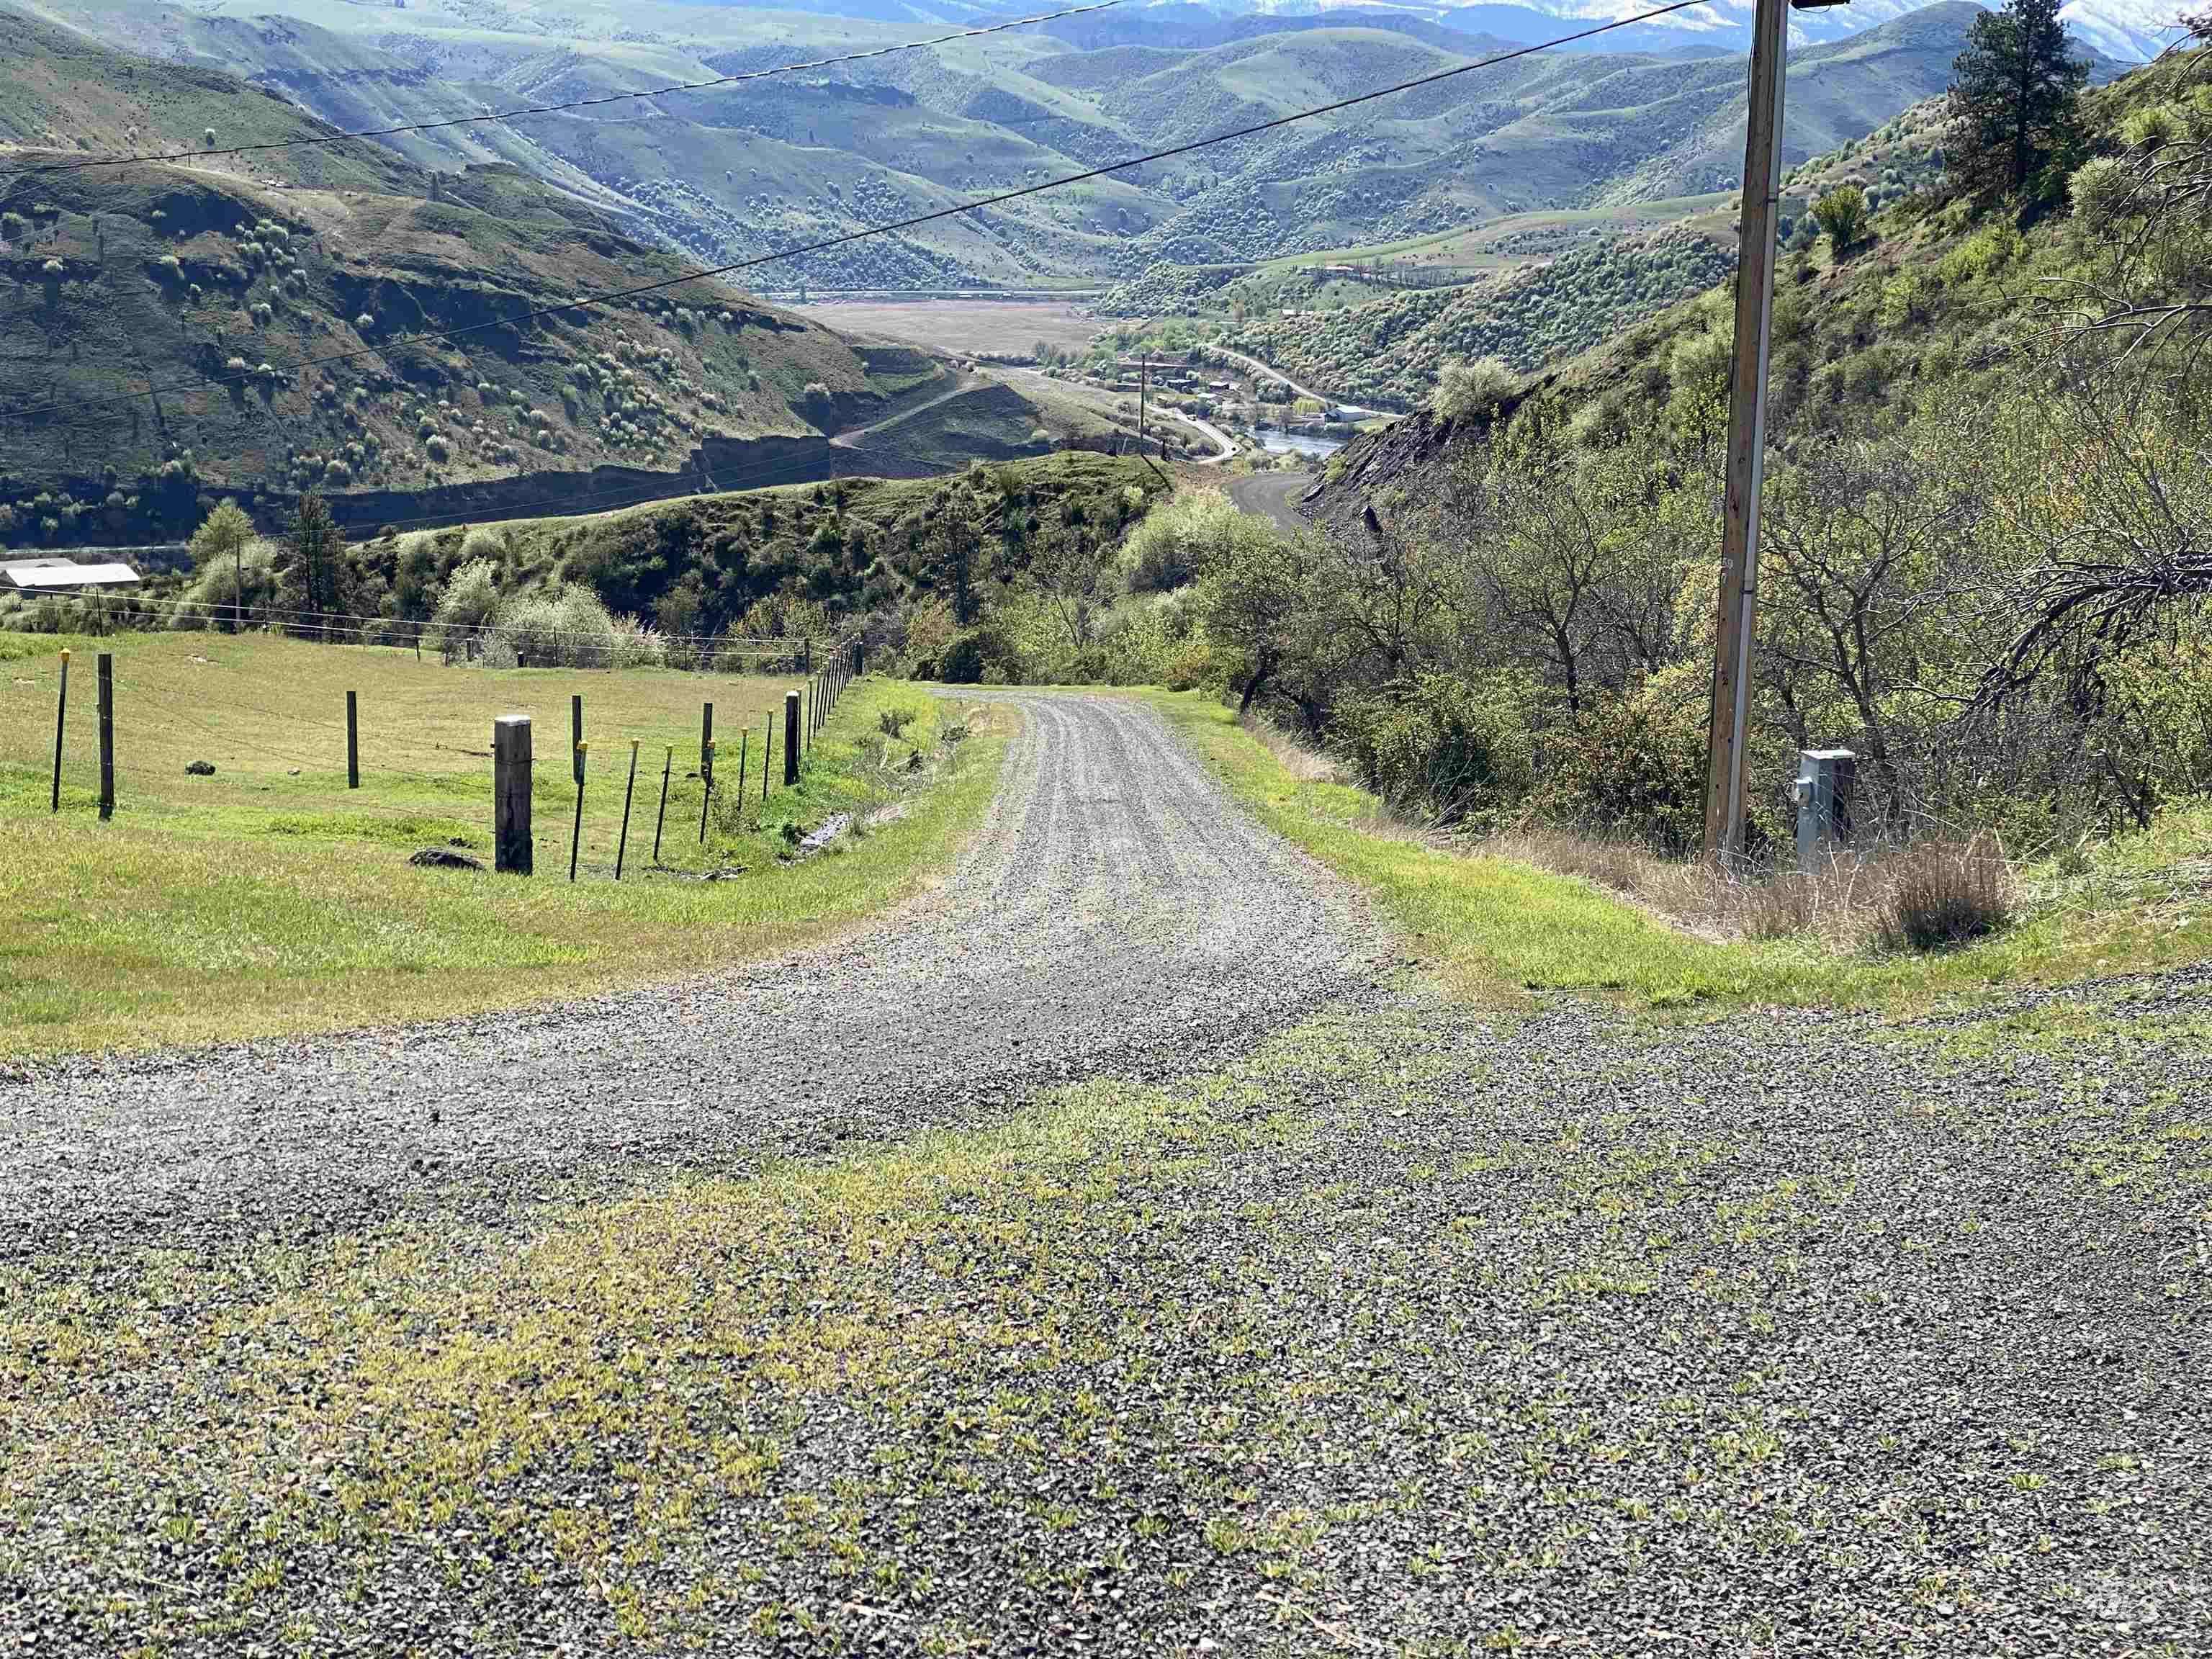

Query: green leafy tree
left=1812, top=186, right=1871, bottom=255
left=1946, top=0, right=2089, bottom=199
left=1197, top=523, right=1310, bottom=717
left=189, top=499, right=255, bottom=633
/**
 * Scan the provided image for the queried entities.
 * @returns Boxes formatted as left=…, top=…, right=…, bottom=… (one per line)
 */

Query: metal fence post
left=96, top=652, right=114, bottom=822
left=653, top=745, right=672, bottom=864
left=616, top=739, right=639, bottom=881
left=50, top=648, right=68, bottom=813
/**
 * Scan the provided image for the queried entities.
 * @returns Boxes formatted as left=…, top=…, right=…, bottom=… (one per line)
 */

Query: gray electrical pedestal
left=1794, top=748, right=1856, bottom=871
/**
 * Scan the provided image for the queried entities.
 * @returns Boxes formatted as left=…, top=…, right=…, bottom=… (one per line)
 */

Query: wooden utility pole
left=1116, top=356, right=1161, bottom=457
left=1703, top=0, right=1799, bottom=863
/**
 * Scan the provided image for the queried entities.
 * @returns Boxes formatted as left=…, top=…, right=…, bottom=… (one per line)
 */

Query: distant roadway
left=1206, top=348, right=1378, bottom=418
left=1227, top=470, right=1310, bottom=532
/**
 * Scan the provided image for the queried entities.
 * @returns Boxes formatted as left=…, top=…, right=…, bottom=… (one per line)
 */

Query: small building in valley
left=1, top=557, right=142, bottom=593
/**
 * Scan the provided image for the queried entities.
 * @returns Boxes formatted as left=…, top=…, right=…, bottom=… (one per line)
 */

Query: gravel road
left=0, top=693, right=1388, bottom=1273
left=1227, top=469, right=1311, bottom=533
left=5, top=693, right=2209, bottom=1655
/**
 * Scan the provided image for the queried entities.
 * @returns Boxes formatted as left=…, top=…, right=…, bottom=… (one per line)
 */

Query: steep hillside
left=1308, top=50, right=2206, bottom=522
left=0, top=9, right=1091, bottom=548
left=1220, top=224, right=1737, bottom=406
left=17, top=0, right=2004, bottom=291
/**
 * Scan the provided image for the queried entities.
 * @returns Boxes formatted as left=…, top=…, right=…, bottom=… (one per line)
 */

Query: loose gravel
left=3, top=693, right=2209, bottom=1656
left=0, top=693, right=1391, bottom=1273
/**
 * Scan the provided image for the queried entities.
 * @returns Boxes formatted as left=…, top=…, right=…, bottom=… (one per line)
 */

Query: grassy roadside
left=0, top=638, right=1005, bottom=1057
left=1150, top=691, right=2212, bottom=1013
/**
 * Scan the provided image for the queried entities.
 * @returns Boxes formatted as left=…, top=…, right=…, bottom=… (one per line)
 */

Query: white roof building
left=1, top=558, right=141, bottom=592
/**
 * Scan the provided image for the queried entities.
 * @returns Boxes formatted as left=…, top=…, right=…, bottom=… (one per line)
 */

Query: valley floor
left=2, top=693, right=2208, bottom=1653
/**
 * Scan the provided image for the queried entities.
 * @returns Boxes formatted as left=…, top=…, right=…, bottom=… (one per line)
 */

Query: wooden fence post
left=50, top=648, right=68, bottom=813
left=493, top=715, right=532, bottom=875
left=346, top=690, right=359, bottom=789
left=96, top=652, right=113, bottom=822
left=784, top=690, right=800, bottom=786
left=616, top=739, right=639, bottom=881
left=653, top=745, right=672, bottom=863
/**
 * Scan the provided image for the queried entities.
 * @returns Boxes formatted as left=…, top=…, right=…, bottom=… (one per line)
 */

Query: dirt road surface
left=6, top=692, right=2209, bottom=1656
left=1, top=695, right=1385, bottom=1271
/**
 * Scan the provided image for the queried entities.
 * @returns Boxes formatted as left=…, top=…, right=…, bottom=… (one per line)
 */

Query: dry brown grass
left=1224, top=712, right=2019, bottom=956
left=1491, top=823, right=2018, bottom=953
left=1871, top=832, right=2016, bottom=950
left=1239, top=711, right=1348, bottom=786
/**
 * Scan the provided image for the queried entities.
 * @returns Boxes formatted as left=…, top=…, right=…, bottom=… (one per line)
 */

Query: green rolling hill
left=0, top=12, right=1087, bottom=547
left=8, top=0, right=2026, bottom=290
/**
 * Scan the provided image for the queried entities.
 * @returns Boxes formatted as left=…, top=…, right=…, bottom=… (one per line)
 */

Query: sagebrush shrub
left=1428, top=357, right=1514, bottom=425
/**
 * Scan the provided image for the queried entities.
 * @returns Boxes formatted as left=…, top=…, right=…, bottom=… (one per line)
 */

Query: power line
left=0, top=0, right=1709, bottom=425
left=20, top=1, right=1131, bottom=176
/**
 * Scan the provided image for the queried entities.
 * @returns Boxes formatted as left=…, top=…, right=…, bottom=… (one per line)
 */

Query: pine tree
left=276, top=491, right=354, bottom=640
left=1946, top=0, right=2090, bottom=199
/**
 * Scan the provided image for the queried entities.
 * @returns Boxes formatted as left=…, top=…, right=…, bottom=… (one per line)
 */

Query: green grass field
left=0, top=633, right=1004, bottom=1057
left=1151, top=692, right=2212, bottom=1015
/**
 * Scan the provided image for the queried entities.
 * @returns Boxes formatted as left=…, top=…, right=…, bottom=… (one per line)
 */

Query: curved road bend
left=1, top=693, right=1390, bottom=1266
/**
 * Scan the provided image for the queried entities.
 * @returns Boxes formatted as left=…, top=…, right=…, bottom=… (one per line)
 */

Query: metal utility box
left=1794, top=748, right=1856, bottom=871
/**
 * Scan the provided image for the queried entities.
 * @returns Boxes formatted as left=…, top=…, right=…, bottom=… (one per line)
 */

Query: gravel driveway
left=0, top=692, right=1388, bottom=1275
left=4, top=693, right=2208, bottom=1656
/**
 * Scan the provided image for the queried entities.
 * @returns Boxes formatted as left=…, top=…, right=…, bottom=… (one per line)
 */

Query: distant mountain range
left=1133, top=0, right=2185, bottom=61
left=6, top=0, right=2056, bottom=292
left=670, top=0, right=2193, bottom=63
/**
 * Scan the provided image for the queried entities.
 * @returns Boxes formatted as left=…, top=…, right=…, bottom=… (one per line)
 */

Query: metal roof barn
left=0, top=559, right=141, bottom=591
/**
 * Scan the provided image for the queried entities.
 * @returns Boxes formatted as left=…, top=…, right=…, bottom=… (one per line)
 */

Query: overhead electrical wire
left=0, top=0, right=1711, bottom=426
left=19, top=0, right=1133, bottom=176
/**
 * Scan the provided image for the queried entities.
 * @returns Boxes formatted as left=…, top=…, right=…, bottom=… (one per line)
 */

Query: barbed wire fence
left=11, top=632, right=867, bottom=882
